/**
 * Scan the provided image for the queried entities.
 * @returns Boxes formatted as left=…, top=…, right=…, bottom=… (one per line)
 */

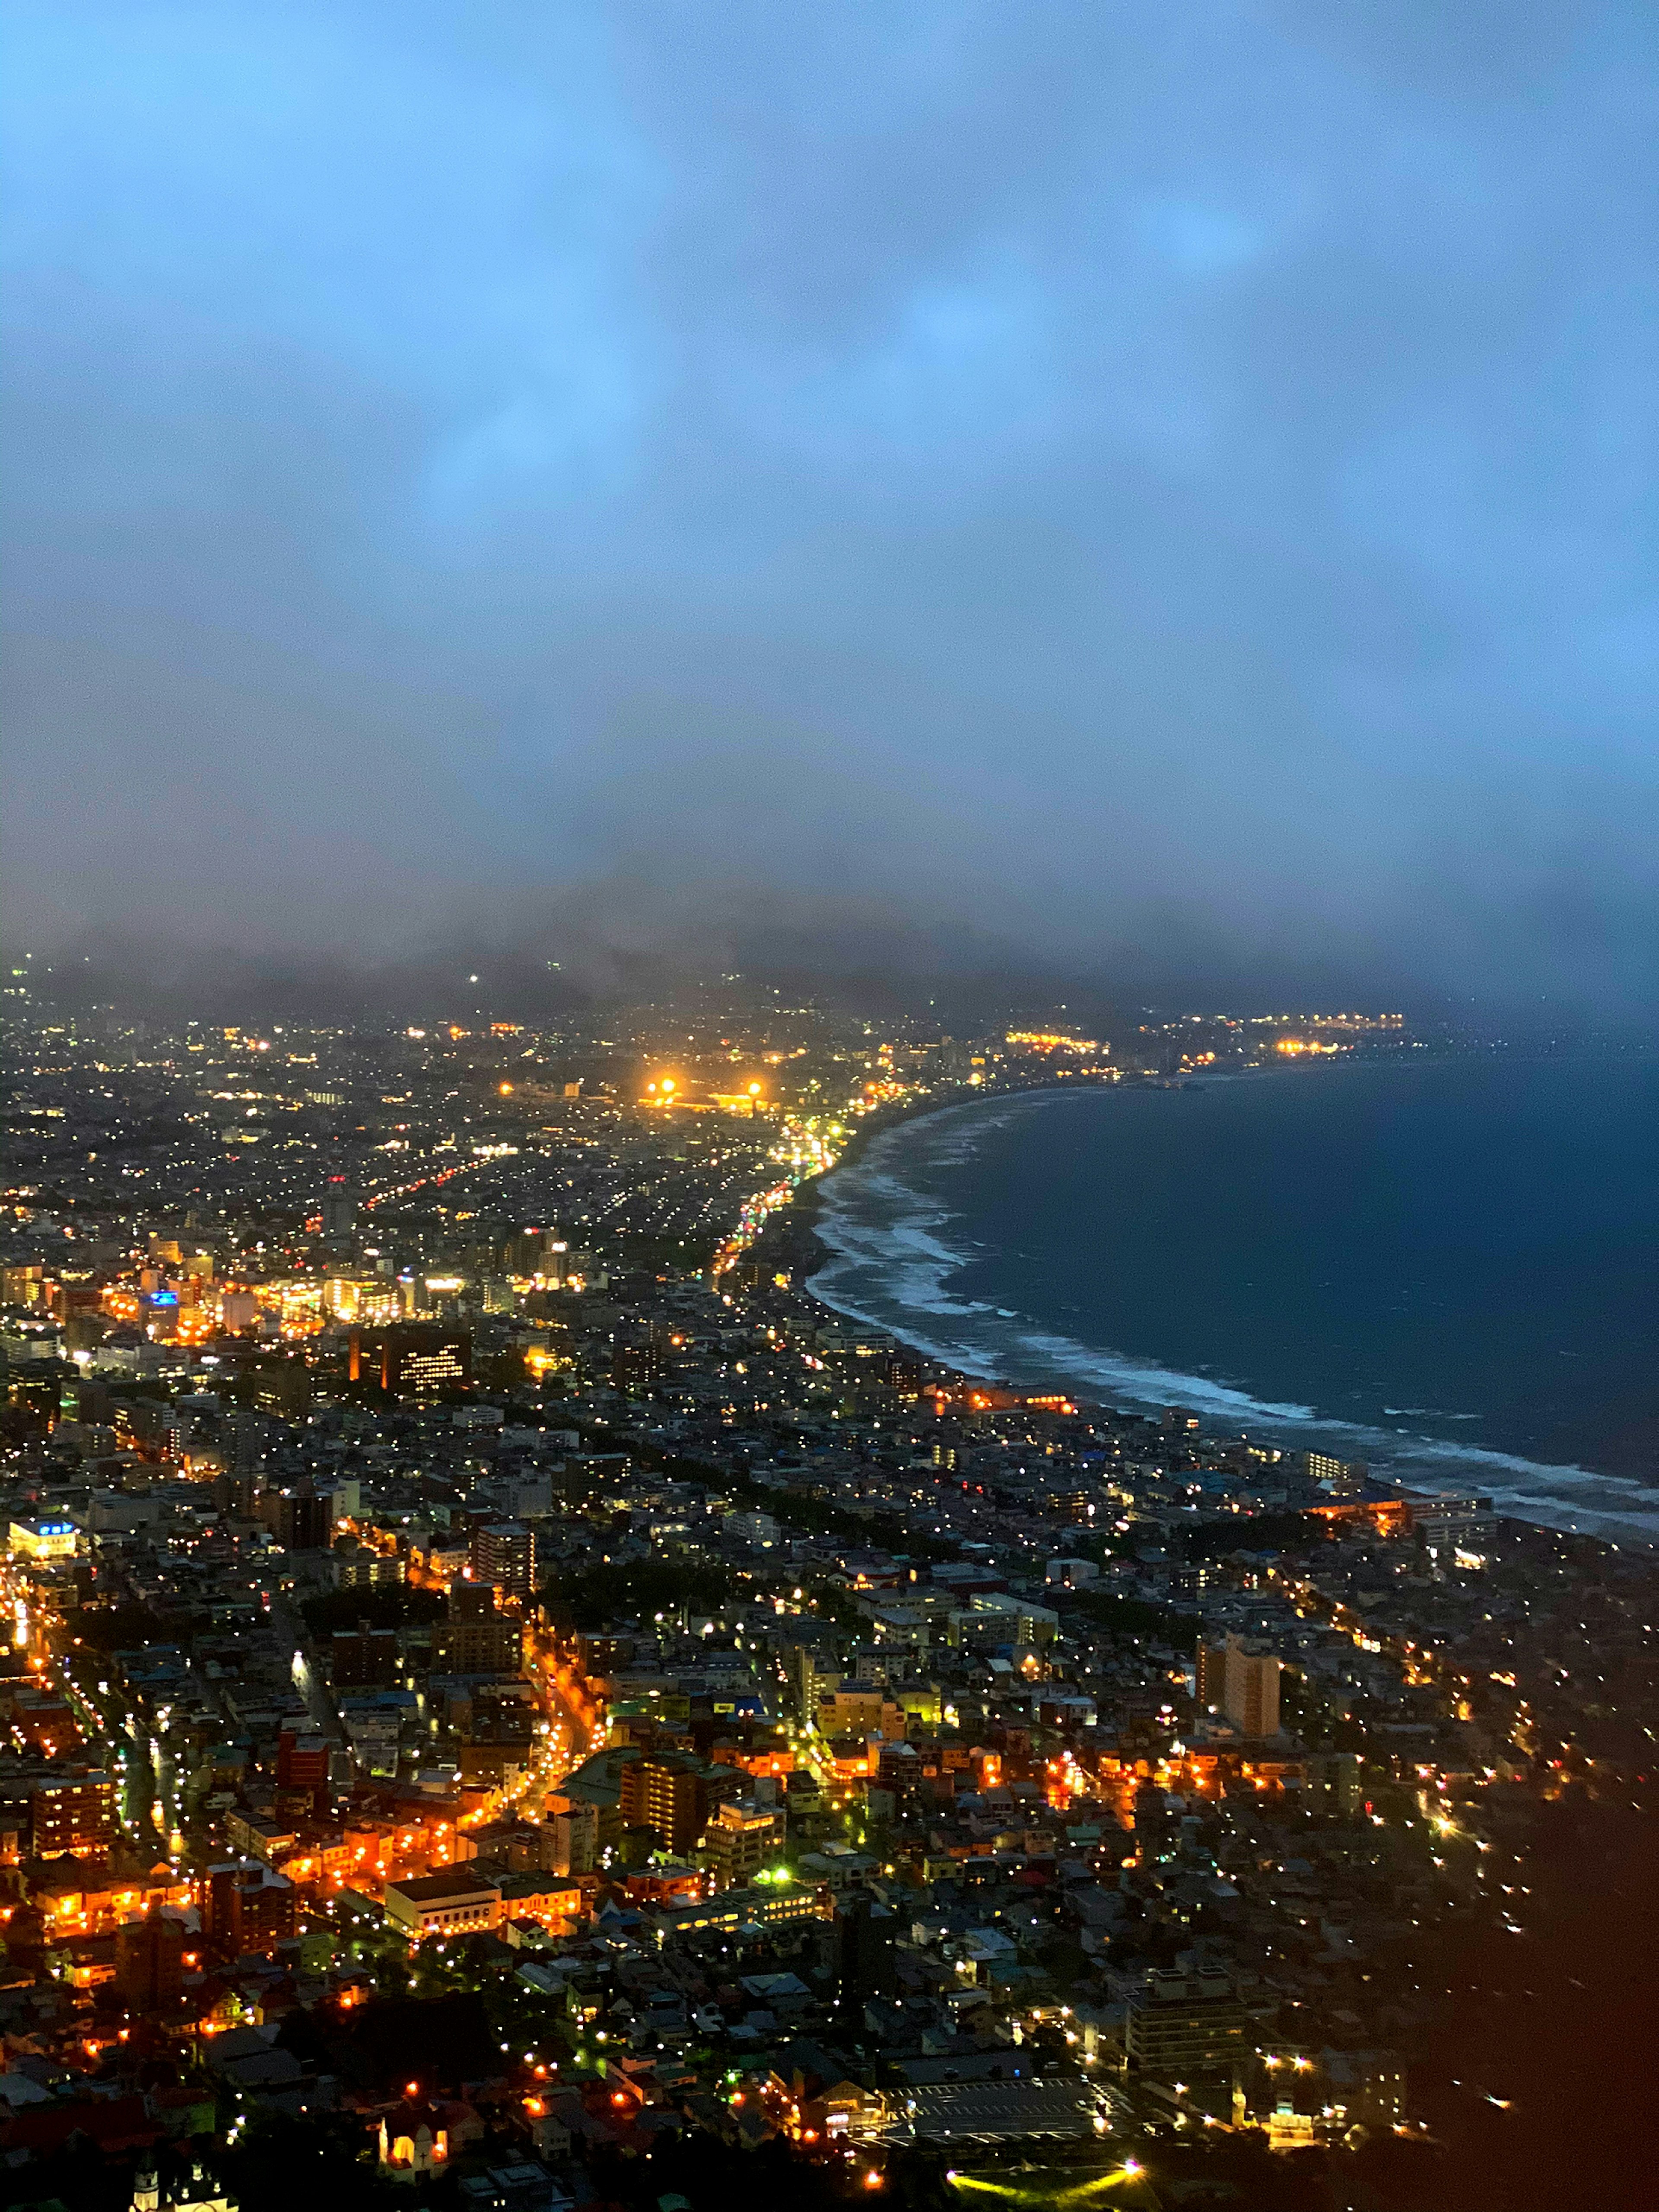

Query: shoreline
left=759, top=1075, right=1104, bottom=1286
left=776, top=1048, right=1452, bottom=1289
left=770, top=1076, right=1659, bottom=1548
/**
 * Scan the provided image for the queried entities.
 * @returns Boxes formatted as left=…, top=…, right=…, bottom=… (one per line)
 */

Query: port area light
left=945, top=2167, right=1145, bottom=2203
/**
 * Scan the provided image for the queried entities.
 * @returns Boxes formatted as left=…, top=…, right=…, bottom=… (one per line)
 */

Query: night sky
left=5, top=4, right=1656, bottom=1011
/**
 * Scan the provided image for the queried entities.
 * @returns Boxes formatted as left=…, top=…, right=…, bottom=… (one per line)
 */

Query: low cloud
left=5, top=3, right=1657, bottom=1018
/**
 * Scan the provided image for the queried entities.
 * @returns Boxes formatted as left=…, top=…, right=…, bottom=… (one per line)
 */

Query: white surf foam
left=810, top=1095, right=1659, bottom=1546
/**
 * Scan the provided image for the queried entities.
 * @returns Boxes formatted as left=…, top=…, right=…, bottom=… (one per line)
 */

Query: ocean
left=807, top=1057, right=1659, bottom=1542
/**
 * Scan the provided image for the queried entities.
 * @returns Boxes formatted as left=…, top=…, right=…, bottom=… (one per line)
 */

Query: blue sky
left=5, top=2, right=1657, bottom=1008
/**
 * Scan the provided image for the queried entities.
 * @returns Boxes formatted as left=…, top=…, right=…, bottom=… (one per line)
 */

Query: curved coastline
left=797, top=1081, right=1659, bottom=1548
left=770, top=1076, right=1101, bottom=1281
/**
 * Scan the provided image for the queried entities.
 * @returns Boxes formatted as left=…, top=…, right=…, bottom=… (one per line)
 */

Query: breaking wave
left=810, top=1098, right=1659, bottom=1545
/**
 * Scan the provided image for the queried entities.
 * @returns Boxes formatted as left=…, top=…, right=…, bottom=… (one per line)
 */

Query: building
left=1133, top=1780, right=1173, bottom=1856
left=200, top=1861, right=296, bottom=1958
left=963, top=1591, right=1060, bottom=1648
left=324, top=1276, right=402, bottom=1324
left=642, top=1881, right=828, bottom=1946
left=1303, top=1451, right=1367, bottom=1497
left=550, top=1798, right=598, bottom=1875
left=350, top=1324, right=472, bottom=1397
left=472, top=1521, right=536, bottom=1602
left=1306, top=1750, right=1363, bottom=1817
left=496, top=1870, right=584, bottom=1932
left=225, top=1409, right=269, bottom=1472
left=1266, top=2101, right=1317, bottom=2149
left=457, top=1694, right=536, bottom=1789
left=1125, top=1970, right=1249, bottom=2076
left=320, top=1182, right=358, bottom=1238
left=130, top=2158, right=235, bottom=2212
left=611, top=1332, right=663, bottom=1396
left=276, top=1729, right=331, bottom=1802
left=330, top=1624, right=401, bottom=1687
left=432, top=1591, right=523, bottom=1675
left=116, top=1909, right=185, bottom=2010
left=376, top=2097, right=477, bottom=2186
left=1319, top=2048, right=1406, bottom=2128
left=836, top=1890, right=897, bottom=2008
left=261, top=1487, right=332, bottom=1551
left=31, top=1765, right=116, bottom=1857
left=331, top=1535, right=404, bottom=1590
left=448, top=1578, right=495, bottom=1623
left=8, top=1518, right=78, bottom=1564
left=383, top=1869, right=502, bottom=1940
left=783, top=1640, right=840, bottom=1726
left=222, top=1811, right=297, bottom=1864
left=339, top=1689, right=415, bottom=1778
left=282, top=1490, right=334, bottom=1551
left=242, top=1354, right=312, bottom=1418
left=1197, top=1635, right=1282, bottom=1738
left=456, top=2162, right=567, bottom=2210
left=702, top=1796, right=785, bottom=1888
left=1411, top=1492, right=1496, bottom=1556
left=619, top=1751, right=735, bottom=1859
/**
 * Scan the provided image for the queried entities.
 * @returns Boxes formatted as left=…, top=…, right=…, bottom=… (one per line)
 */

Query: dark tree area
left=546, top=1555, right=737, bottom=1630
left=300, top=1584, right=448, bottom=1635
left=217, top=2115, right=400, bottom=2212
left=73, top=1602, right=177, bottom=1654
left=1412, top=1795, right=1659, bottom=2212
left=584, top=2134, right=956, bottom=2212
left=1179, top=1510, right=1334, bottom=1560
left=1061, top=1587, right=1201, bottom=1644
left=606, top=1437, right=960, bottom=1564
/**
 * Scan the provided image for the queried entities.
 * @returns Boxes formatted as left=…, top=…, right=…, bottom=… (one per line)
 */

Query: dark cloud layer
left=4, top=3, right=1657, bottom=1014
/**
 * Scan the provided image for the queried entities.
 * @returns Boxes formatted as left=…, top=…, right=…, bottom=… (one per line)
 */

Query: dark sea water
left=808, top=1058, right=1659, bottom=1541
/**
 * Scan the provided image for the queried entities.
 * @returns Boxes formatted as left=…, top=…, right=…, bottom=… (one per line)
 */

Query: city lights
left=0, top=982, right=1592, bottom=2199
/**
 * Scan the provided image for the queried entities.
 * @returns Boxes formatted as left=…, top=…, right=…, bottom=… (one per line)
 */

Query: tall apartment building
left=330, top=1535, right=404, bottom=1590
left=1125, top=1970, right=1249, bottom=2075
left=550, top=1798, right=599, bottom=1875
left=201, top=1861, right=296, bottom=1958
left=1197, top=1634, right=1282, bottom=1738
left=330, top=1624, right=401, bottom=1687
left=430, top=1596, right=523, bottom=1676
left=836, top=1890, right=898, bottom=2008
left=611, top=1330, right=663, bottom=1396
left=116, top=1909, right=184, bottom=2009
left=30, top=1766, right=116, bottom=1857
left=620, top=1752, right=737, bottom=1858
left=472, top=1521, right=536, bottom=1602
left=273, top=1488, right=333, bottom=1551
left=701, top=1796, right=785, bottom=1888
left=1303, top=1450, right=1367, bottom=1496
left=277, top=1729, right=331, bottom=1804
left=319, top=1181, right=358, bottom=1239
